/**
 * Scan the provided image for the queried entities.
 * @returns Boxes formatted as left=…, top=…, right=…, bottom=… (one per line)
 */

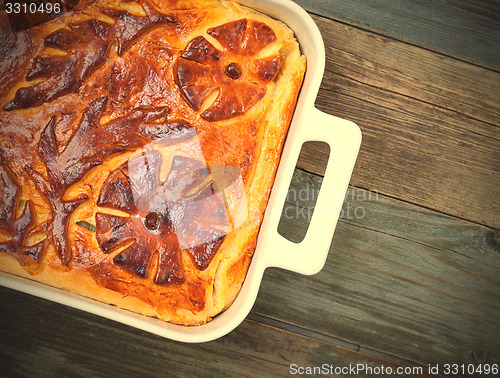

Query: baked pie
left=0, top=0, right=305, bottom=325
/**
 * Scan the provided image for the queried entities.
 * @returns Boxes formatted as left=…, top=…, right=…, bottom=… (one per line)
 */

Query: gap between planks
left=271, top=166, right=499, bottom=366
left=294, top=0, right=500, bottom=72
left=247, top=311, right=432, bottom=372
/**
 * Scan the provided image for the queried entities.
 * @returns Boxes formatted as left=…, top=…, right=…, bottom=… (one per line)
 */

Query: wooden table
left=1, top=0, right=499, bottom=376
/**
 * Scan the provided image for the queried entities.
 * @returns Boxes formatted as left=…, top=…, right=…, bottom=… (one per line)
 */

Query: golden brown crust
left=0, top=0, right=305, bottom=325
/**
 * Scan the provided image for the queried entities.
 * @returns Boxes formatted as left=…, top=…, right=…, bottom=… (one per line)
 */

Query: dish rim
left=0, top=0, right=361, bottom=343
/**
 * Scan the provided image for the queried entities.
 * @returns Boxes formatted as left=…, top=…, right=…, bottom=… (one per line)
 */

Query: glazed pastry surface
left=0, top=0, right=306, bottom=325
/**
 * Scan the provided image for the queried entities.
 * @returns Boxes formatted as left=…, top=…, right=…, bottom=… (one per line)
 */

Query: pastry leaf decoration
left=26, top=95, right=195, bottom=265
left=100, top=2, right=177, bottom=56
left=0, top=163, right=43, bottom=264
left=4, top=1, right=178, bottom=111
left=4, top=19, right=114, bottom=111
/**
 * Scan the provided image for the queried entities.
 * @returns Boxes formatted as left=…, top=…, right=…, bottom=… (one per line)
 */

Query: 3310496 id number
left=5, top=2, right=61, bottom=14
left=442, top=363, right=498, bottom=375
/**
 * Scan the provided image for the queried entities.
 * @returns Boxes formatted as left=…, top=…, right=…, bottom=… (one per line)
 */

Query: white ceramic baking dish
left=0, top=0, right=361, bottom=342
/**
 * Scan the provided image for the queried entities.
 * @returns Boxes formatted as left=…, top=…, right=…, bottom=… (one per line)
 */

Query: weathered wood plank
left=293, top=0, right=500, bottom=71
left=1, top=172, right=497, bottom=373
left=0, top=286, right=434, bottom=377
left=312, top=15, right=500, bottom=128
left=272, top=168, right=500, bottom=367
left=296, top=15, right=500, bottom=227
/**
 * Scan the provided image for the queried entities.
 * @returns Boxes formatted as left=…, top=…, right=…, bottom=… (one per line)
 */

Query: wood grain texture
left=1, top=170, right=496, bottom=375
left=272, top=168, right=500, bottom=367
left=297, top=15, right=500, bottom=228
left=0, top=286, right=434, bottom=378
left=292, top=0, right=500, bottom=71
left=1, top=1, right=499, bottom=375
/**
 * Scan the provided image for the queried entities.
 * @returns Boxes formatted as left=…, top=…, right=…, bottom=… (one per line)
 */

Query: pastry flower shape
left=176, top=18, right=284, bottom=121
left=95, top=149, right=231, bottom=285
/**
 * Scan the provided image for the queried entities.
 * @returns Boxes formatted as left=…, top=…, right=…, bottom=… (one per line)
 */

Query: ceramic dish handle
left=263, top=107, right=361, bottom=275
